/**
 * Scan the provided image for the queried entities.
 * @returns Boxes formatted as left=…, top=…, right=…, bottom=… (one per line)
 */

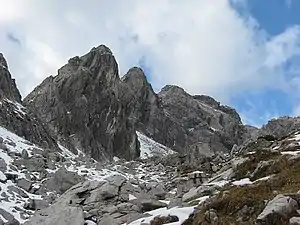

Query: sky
left=1, top=0, right=300, bottom=127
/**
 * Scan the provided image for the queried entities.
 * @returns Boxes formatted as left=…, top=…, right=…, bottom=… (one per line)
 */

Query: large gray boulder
left=45, top=168, right=84, bottom=194
left=257, top=194, right=298, bottom=223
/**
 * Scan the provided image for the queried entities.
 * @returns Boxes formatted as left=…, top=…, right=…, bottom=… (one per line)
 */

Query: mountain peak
left=159, top=85, right=186, bottom=96
left=122, top=67, right=147, bottom=83
left=91, top=44, right=113, bottom=55
left=0, top=53, right=8, bottom=69
left=0, top=53, right=21, bottom=102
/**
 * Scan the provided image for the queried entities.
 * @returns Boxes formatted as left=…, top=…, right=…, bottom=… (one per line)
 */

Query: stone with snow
left=24, top=199, right=49, bottom=211
left=182, top=184, right=218, bottom=203
left=0, top=208, right=20, bottom=225
left=290, top=217, right=300, bottom=225
left=136, top=199, right=167, bottom=212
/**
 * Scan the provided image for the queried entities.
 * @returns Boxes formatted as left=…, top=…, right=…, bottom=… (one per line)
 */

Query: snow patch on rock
left=137, top=131, right=175, bottom=159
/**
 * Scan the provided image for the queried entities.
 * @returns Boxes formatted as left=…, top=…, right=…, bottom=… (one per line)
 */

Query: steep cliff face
left=0, top=53, right=21, bottom=103
left=156, top=85, right=256, bottom=156
left=0, top=53, right=58, bottom=150
left=121, top=68, right=187, bottom=153
left=24, top=45, right=140, bottom=160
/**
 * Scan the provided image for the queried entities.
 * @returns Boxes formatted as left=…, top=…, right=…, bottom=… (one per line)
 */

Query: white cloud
left=0, top=0, right=27, bottom=23
left=0, top=0, right=300, bottom=108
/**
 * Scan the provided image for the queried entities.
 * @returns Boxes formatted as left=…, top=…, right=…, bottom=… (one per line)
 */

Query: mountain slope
left=0, top=124, right=180, bottom=225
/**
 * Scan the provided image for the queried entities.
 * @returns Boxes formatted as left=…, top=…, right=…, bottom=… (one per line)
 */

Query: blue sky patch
left=229, top=0, right=300, bottom=126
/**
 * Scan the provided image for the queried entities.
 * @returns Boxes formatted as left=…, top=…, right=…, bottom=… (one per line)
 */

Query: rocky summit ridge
left=2, top=46, right=300, bottom=225
left=23, top=45, right=258, bottom=162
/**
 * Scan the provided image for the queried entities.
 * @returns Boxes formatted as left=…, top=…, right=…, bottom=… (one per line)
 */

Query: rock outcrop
left=260, top=116, right=300, bottom=138
left=24, top=45, right=140, bottom=161
left=0, top=53, right=58, bottom=150
left=157, top=85, right=257, bottom=155
left=0, top=53, right=21, bottom=102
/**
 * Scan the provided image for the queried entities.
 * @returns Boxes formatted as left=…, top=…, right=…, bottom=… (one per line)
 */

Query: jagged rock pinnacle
left=91, top=44, right=113, bottom=55
left=0, top=53, right=21, bottom=102
left=0, top=53, right=8, bottom=69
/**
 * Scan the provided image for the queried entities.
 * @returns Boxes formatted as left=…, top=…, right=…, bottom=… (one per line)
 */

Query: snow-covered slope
left=0, top=126, right=182, bottom=224
left=137, top=131, right=175, bottom=159
left=0, top=126, right=44, bottom=223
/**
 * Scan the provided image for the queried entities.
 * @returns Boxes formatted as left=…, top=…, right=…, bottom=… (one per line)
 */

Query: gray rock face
left=260, top=116, right=300, bottom=138
left=24, top=46, right=140, bottom=160
left=23, top=206, right=85, bottom=225
left=0, top=53, right=21, bottom=102
left=157, top=85, right=257, bottom=155
left=0, top=54, right=59, bottom=151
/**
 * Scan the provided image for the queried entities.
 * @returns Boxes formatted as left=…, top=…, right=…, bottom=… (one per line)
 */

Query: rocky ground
left=3, top=120, right=300, bottom=225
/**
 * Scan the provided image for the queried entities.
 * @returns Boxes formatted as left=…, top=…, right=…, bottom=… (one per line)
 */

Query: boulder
left=24, top=205, right=84, bottom=225
left=145, top=182, right=166, bottom=199
left=150, top=215, right=179, bottom=225
left=24, top=199, right=49, bottom=210
left=21, top=149, right=29, bottom=159
left=45, top=168, right=84, bottom=194
left=182, top=184, right=218, bottom=203
left=0, top=158, right=7, bottom=172
left=204, top=209, right=218, bottom=223
left=136, top=199, right=167, bottom=212
left=17, top=178, right=32, bottom=192
left=257, top=194, right=298, bottom=223
left=7, top=185, right=29, bottom=198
